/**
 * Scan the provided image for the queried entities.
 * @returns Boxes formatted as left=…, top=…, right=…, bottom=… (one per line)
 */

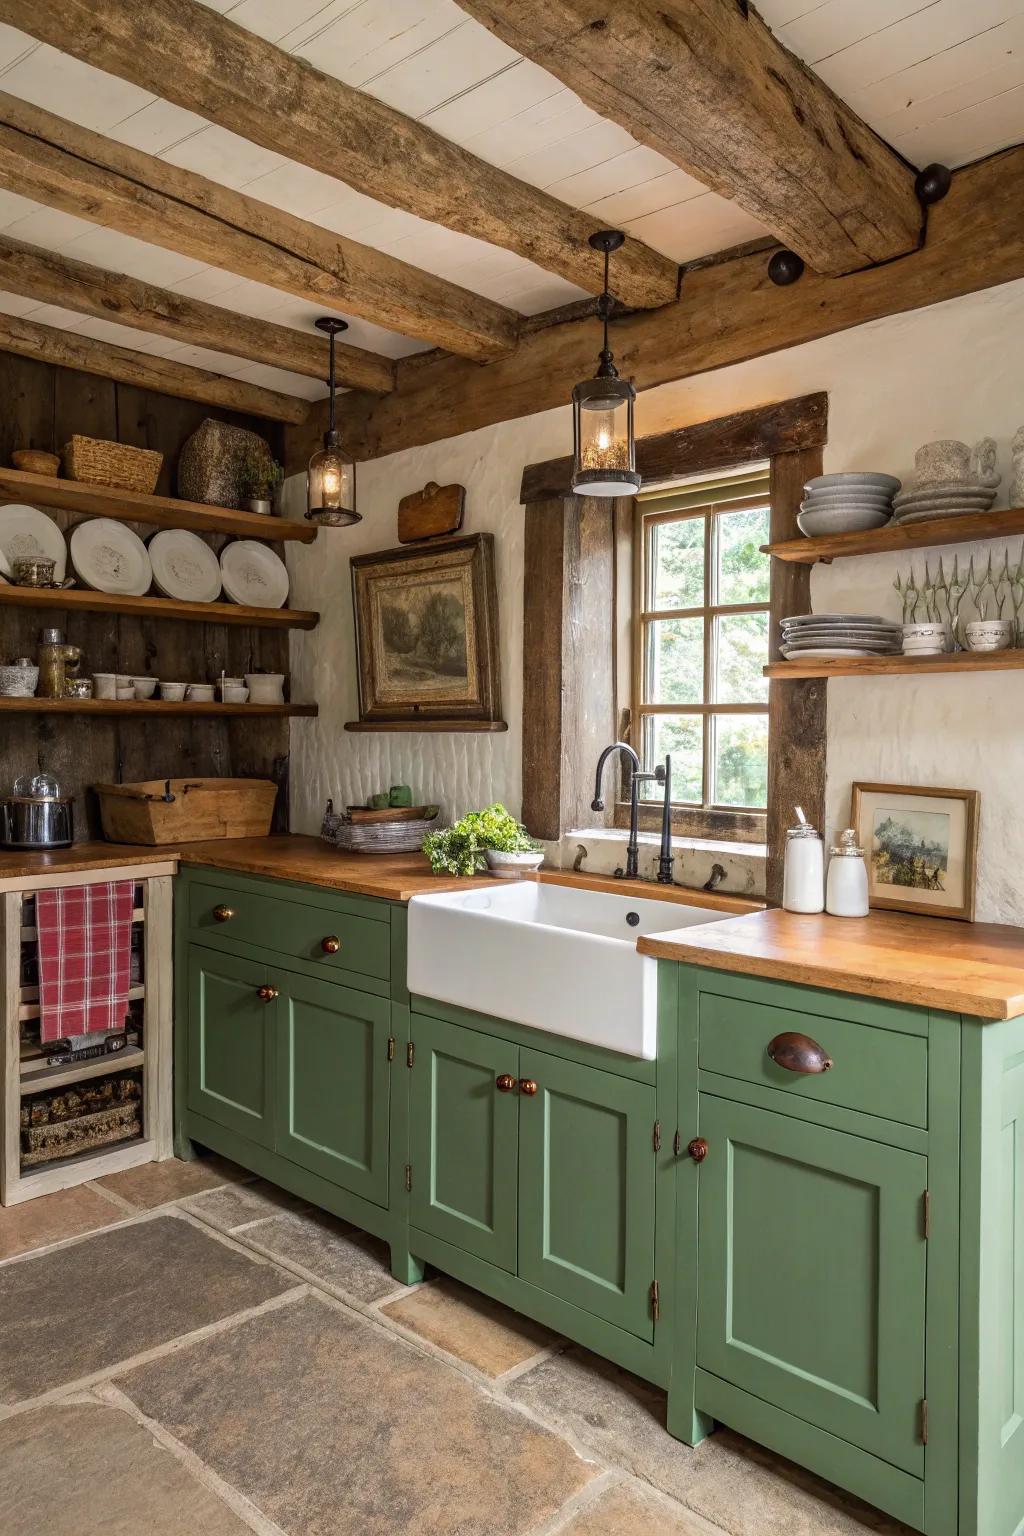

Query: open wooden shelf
left=766, top=650, right=1024, bottom=679
left=20, top=1044, right=145, bottom=1095
left=763, top=506, right=1024, bottom=564
left=0, top=465, right=315, bottom=544
left=0, top=697, right=317, bottom=717
left=344, top=719, right=509, bottom=733
left=0, top=582, right=318, bottom=629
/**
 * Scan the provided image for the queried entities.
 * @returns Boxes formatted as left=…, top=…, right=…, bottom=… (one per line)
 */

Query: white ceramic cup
left=222, top=684, right=249, bottom=704
left=132, top=676, right=158, bottom=700
left=245, top=672, right=285, bottom=704
left=187, top=682, right=216, bottom=702
left=902, top=622, right=948, bottom=654
left=965, top=619, right=1012, bottom=652
left=159, top=682, right=187, bottom=701
left=92, top=672, right=118, bottom=699
left=115, top=684, right=134, bottom=700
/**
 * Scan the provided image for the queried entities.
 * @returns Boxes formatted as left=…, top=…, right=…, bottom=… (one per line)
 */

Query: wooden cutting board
left=397, top=480, right=465, bottom=542
left=346, top=804, right=435, bottom=823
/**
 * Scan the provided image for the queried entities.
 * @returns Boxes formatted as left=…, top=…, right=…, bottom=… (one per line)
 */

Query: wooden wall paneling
left=766, top=445, right=827, bottom=905
left=522, top=499, right=566, bottom=841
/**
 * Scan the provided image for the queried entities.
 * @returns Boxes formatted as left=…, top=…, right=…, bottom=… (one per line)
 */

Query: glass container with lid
left=826, top=828, right=869, bottom=917
left=783, top=806, right=824, bottom=913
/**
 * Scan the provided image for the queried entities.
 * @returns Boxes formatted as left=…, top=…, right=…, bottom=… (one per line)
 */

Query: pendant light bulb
left=571, top=231, right=640, bottom=499
left=307, top=316, right=359, bottom=526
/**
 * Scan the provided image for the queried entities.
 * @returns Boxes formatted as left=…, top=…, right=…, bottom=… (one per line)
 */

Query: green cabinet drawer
left=188, top=880, right=390, bottom=982
left=698, top=990, right=928, bottom=1129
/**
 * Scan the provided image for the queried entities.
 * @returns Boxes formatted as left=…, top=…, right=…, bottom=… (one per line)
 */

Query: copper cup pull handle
left=519, top=1078, right=538, bottom=1097
left=767, top=1031, right=833, bottom=1074
left=321, top=935, right=341, bottom=954
left=495, top=1074, right=516, bottom=1093
left=687, top=1137, right=708, bottom=1163
left=212, top=904, right=234, bottom=922
left=256, top=985, right=279, bottom=1002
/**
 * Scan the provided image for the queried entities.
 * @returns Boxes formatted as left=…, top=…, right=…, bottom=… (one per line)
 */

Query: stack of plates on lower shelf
left=797, top=473, right=900, bottom=538
left=780, top=613, right=904, bottom=660
left=892, top=478, right=998, bottom=525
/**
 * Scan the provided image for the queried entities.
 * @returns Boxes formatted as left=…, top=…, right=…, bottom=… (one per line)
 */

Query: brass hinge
left=673, top=1129, right=682, bottom=1157
left=404, top=1163, right=412, bottom=1193
left=653, top=1120, right=661, bottom=1153
left=387, top=1035, right=396, bottom=1063
left=650, top=1279, right=660, bottom=1324
left=406, top=1040, right=415, bottom=1068
left=920, top=1398, right=929, bottom=1445
left=923, top=1189, right=930, bottom=1239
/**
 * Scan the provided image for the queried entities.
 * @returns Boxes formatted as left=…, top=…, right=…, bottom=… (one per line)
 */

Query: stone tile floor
left=0, top=1156, right=918, bottom=1536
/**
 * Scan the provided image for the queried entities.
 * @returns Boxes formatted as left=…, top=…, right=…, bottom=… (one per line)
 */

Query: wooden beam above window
left=0, top=92, right=517, bottom=365
left=4, top=0, right=680, bottom=312
left=521, top=395, right=827, bottom=502
left=459, top=0, right=921, bottom=276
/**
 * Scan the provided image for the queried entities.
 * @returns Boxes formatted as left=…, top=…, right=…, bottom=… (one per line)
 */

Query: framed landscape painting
left=350, top=533, right=504, bottom=727
left=850, top=782, right=980, bottom=921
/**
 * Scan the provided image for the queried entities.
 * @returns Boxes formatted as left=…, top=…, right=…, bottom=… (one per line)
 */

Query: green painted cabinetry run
left=176, top=865, right=1024, bottom=1536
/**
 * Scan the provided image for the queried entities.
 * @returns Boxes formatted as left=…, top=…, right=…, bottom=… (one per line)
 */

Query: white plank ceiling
left=0, top=0, right=1018, bottom=402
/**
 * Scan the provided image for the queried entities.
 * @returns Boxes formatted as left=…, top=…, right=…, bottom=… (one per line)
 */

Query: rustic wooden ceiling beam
left=0, top=310, right=310, bottom=423
left=0, top=0, right=679, bottom=310
left=295, top=147, right=1022, bottom=465
left=458, top=0, right=922, bottom=276
left=0, top=233, right=394, bottom=395
left=0, top=93, right=517, bottom=364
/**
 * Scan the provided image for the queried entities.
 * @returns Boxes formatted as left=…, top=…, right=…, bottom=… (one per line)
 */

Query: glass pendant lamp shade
left=306, top=316, right=359, bottom=526
left=571, top=230, right=641, bottom=499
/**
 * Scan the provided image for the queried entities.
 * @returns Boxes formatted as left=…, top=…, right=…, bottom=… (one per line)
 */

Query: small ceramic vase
left=965, top=619, right=1012, bottom=652
left=92, top=673, right=118, bottom=700
left=245, top=672, right=285, bottom=704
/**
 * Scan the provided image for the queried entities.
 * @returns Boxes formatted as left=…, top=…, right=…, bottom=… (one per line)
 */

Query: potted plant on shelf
left=423, top=803, right=543, bottom=878
left=236, top=448, right=282, bottom=515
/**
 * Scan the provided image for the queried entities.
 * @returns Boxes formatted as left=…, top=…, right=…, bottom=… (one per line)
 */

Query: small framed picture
left=850, top=782, right=980, bottom=921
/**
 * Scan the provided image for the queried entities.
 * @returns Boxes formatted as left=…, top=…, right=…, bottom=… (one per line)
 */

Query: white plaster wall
left=288, top=277, right=1024, bottom=923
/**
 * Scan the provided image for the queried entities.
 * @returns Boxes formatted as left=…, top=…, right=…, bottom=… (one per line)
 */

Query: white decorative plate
left=781, top=647, right=889, bottom=659
left=148, top=529, right=222, bottom=603
left=0, top=504, right=67, bottom=581
left=783, top=613, right=893, bottom=627
left=220, top=540, right=289, bottom=609
left=894, top=506, right=989, bottom=526
left=70, top=518, right=152, bottom=596
left=804, top=472, right=901, bottom=494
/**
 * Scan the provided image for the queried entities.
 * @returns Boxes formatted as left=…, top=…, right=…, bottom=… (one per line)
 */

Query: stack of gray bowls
left=797, top=473, right=901, bottom=538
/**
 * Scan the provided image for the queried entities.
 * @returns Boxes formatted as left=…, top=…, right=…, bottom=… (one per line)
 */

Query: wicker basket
left=321, top=799, right=440, bottom=854
left=62, top=434, right=163, bottom=494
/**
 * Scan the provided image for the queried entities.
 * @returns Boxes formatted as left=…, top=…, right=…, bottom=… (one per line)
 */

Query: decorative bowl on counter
left=321, top=799, right=441, bottom=854
left=484, top=849, right=545, bottom=879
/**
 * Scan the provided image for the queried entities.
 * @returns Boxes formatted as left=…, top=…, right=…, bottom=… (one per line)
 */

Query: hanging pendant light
left=571, top=230, right=640, bottom=498
left=306, top=316, right=359, bottom=526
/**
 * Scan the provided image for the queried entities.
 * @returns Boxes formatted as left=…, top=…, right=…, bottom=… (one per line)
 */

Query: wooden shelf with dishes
left=0, top=465, right=315, bottom=544
left=0, top=582, right=318, bottom=630
left=0, top=698, right=317, bottom=718
left=763, top=505, right=1024, bottom=565
left=765, top=650, right=1024, bottom=680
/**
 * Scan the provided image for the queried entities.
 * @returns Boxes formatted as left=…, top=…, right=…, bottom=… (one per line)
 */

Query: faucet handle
left=591, top=797, right=604, bottom=812
left=653, top=764, right=667, bottom=783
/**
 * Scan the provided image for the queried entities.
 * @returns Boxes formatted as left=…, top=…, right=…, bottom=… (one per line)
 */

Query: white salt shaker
left=782, top=806, right=824, bottom=913
left=826, top=828, right=869, bottom=917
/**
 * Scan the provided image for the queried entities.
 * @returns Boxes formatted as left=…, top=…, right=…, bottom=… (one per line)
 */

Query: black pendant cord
left=314, top=316, right=349, bottom=447
left=588, top=231, right=623, bottom=380
left=326, top=329, right=336, bottom=436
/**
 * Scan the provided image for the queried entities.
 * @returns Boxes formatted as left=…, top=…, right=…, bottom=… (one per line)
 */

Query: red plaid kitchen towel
left=35, top=881, right=135, bottom=1044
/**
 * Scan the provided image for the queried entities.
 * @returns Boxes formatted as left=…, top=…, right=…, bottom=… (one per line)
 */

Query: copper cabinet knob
left=519, top=1078, right=538, bottom=1097
left=321, top=935, right=341, bottom=954
left=212, top=904, right=234, bottom=922
left=495, top=1074, right=516, bottom=1093
left=767, top=1031, right=833, bottom=1074
left=256, top=985, right=278, bottom=1002
left=687, top=1137, right=709, bottom=1163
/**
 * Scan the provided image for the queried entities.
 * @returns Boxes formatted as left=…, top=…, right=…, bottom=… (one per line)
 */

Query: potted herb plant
left=422, top=803, right=543, bottom=878
left=237, top=448, right=282, bottom=515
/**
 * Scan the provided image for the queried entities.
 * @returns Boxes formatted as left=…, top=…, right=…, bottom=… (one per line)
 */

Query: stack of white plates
left=780, top=613, right=903, bottom=660
left=797, top=473, right=900, bottom=538
left=892, top=479, right=997, bottom=524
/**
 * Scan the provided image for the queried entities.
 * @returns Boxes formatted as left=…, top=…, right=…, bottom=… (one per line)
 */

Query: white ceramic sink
left=407, top=880, right=735, bottom=1060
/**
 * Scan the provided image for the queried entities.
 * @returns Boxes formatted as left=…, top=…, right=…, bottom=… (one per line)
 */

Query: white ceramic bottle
left=782, top=806, right=824, bottom=913
left=826, top=828, right=870, bottom=917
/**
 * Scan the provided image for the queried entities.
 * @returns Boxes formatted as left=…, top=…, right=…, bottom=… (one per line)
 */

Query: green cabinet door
left=187, top=946, right=276, bottom=1148
left=697, top=1094, right=927, bottom=1476
left=518, top=1048, right=657, bottom=1341
left=276, top=972, right=391, bottom=1207
left=409, top=1013, right=519, bottom=1272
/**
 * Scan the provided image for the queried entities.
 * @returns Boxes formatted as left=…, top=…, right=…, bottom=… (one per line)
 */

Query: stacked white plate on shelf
left=780, top=613, right=903, bottom=660
left=0, top=504, right=67, bottom=581
left=797, top=473, right=900, bottom=539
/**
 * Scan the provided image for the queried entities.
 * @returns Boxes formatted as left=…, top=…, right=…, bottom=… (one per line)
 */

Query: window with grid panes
left=633, top=468, right=771, bottom=818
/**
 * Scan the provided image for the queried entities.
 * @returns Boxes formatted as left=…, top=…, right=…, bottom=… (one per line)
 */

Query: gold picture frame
left=850, top=782, right=980, bottom=921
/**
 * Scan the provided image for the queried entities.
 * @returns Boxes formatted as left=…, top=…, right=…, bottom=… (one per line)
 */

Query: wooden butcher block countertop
left=0, top=841, right=178, bottom=889
left=638, top=906, right=1024, bottom=1019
